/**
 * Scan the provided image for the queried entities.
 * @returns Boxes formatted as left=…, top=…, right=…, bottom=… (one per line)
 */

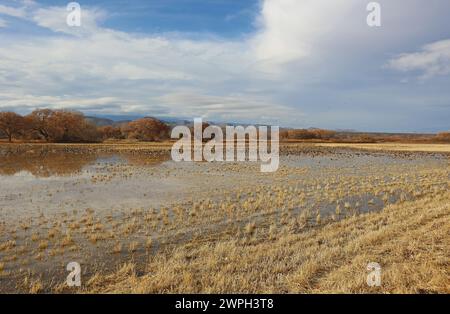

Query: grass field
left=86, top=193, right=450, bottom=293
left=316, top=143, right=450, bottom=152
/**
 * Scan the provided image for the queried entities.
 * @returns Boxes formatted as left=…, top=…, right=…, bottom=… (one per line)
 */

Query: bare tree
left=26, top=109, right=55, bottom=142
left=99, top=125, right=124, bottom=140
left=26, top=109, right=100, bottom=142
left=122, top=117, right=169, bottom=141
left=0, top=112, right=25, bottom=142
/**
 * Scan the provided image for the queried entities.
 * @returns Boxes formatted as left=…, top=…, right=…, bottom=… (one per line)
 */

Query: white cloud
left=0, top=4, right=273, bottom=121
left=0, top=0, right=449, bottom=130
left=251, top=0, right=359, bottom=70
left=32, top=5, right=106, bottom=35
left=0, top=92, right=119, bottom=109
left=156, top=92, right=300, bottom=124
left=0, top=4, right=27, bottom=18
left=388, top=39, right=450, bottom=79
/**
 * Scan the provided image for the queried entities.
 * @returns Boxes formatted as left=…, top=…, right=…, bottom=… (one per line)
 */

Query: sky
left=0, top=0, right=449, bottom=132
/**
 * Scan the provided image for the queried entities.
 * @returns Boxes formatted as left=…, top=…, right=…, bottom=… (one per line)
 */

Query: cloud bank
left=0, top=0, right=449, bottom=132
left=388, top=39, right=450, bottom=79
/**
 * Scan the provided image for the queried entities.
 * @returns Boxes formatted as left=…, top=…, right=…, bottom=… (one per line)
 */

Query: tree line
left=1, top=109, right=448, bottom=143
left=0, top=109, right=170, bottom=143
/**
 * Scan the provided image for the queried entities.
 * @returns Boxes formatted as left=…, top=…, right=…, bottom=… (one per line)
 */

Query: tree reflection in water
left=0, top=151, right=98, bottom=177
left=0, top=149, right=169, bottom=177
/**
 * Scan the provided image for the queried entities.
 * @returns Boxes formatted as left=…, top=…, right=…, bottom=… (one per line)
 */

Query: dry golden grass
left=317, top=143, right=450, bottom=152
left=60, top=233, right=74, bottom=247
left=0, top=240, right=16, bottom=252
left=29, top=279, right=43, bottom=294
left=37, top=240, right=48, bottom=251
left=85, top=193, right=449, bottom=294
left=112, top=242, right=122, bottom=254
left=128, top=241, right=139, bottom=253
left=145, top=238, right=153, bottom=250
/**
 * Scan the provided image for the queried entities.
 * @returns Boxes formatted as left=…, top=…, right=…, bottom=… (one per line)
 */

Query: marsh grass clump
left=0, top=240, right=16, bottom=252
left=400, top=192, right=407, bottom=202
left=31, top=233, right=39, bottom=242
left=113, top=242, right=122, bottom=254
left=315, top=213, right=321, bottom=225
left=93, top=223, right=104, bottom=231
left=335, top=204, right=341, bottom=216
left=16, top=246, right=27, bottom=255
left=38, top=240, right=48, bottom=251
left=89, top=234, right=101, bottom=244
left=129, top=241, right=139, bottom=253
left=47, top=228, right=58, bottom=239
left=60, top=233, right=74, bottom=247
left=268, top=224, right=277, bottom=240
left=20, top=223, right=30, bottom=231
left=34, top=252, right=44, bottom=261
left=69, top=222, right=80, bottom=230
left=29, top=279, right=43, bottom=294
left=145, top=237, right=153, bottom=250
left=48, top=248, right=58, bottom=256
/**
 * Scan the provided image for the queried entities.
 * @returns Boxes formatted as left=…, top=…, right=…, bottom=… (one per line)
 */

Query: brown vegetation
left=281, top=128, right=450, bottom=144
left=0, top=109, right=100, bottom=143
left=283, top=128, right=337, bottom=140
left=85, top=193, right=449, bottom=294
left=435, top=131, right=450, bottom=143
left=121, top=117, right=170, bottom=141
left=0, top=109, right=170, bottom=143
left=99, top=125, right=124, bottom=141
left=0, top=109, right=448, bottom=144
left=317, top=143, right=450, bottom=153
left=0, top=112, right=26, bottom=142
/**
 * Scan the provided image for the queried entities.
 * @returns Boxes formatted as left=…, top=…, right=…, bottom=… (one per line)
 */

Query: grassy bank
left=316, top=143, right=450, bottom=153
left=84, top=192, right=449, bottom=294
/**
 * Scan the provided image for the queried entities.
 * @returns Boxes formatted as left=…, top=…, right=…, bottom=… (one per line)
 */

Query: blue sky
left=34, top=0, right=260, bottom=36
left=0, top=0, right=450, bottom=132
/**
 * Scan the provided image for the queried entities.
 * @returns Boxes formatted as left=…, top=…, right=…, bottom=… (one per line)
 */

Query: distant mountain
left=85, top=116, right=115, bottom=126
left=86, top=115, right=192, bottom=127
left=91, top=114, right=143, bottom=122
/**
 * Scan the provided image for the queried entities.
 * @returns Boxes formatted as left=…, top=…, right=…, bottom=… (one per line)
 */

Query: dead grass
left=1, top=143, right=447, bottom=293
left=37, top=240, right=48, bottom=251
left=0, top=240, right=16, bottom=252
left=85, top=193, right=449, bottom=294
left=317, top=143, right=450, bottom=153
left=29, top=279, right=44, bottom=294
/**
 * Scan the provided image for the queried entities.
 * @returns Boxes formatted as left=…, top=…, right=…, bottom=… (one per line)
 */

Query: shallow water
left=0, top=147, right=448, bottom=292
left=0, top=150, right=447, bottom=219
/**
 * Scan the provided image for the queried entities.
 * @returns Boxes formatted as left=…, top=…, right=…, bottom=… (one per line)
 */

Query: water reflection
left=0, top=151, right=169, bottom=177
